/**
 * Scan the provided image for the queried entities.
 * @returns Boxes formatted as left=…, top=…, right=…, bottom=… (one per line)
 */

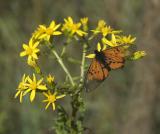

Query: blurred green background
left=0, top=0, right=160, bottom=134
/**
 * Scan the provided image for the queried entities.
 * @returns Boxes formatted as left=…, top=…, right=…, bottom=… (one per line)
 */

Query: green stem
left=71, top=95, right=78, bottom=133
left=71, top=92, right=85, bottom=133
left=69, top=42, right=88, bottom=133
left=79, top=43, right=87, bottom=88
left=51, top=49, right=75, bottom=86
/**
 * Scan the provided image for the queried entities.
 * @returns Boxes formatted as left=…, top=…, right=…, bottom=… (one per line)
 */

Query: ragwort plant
left=15, top=17, right=146, bottom=134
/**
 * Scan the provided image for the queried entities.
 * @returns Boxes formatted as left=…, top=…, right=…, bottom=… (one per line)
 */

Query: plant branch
left=51, top=49, right=75, bottom=86
left=79, top=43, right=87, bottom=88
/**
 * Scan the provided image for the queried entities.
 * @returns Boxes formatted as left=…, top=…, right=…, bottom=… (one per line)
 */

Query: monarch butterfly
left=85, top=45, right=125, bottom=91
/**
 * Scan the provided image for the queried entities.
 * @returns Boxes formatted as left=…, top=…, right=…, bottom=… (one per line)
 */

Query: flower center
left=26, top=47, right=33, bottom=55
left=30, top=82, right=37, bottom=90
left=71, top=24, right=78, bottom=31
left=48, top=95, right=56, bottom=102
left=46, top=28, right=53, bottom=35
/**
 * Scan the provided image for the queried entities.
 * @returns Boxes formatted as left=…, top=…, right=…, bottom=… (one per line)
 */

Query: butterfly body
left=85, top=47, right=125, bottom=91
left=95, top=50, right=111, bottom=70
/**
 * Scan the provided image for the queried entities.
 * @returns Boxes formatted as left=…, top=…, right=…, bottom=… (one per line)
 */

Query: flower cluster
left=92, top=19, right=122, bottom=37
left=15, top=74, right=47, bottom=102
left=62, top=17, right=87, bottom=37
left=15, top=73, right=65, bottom=110
left=16, top=17, right=146, bottom=112
left=86, top=19, right=146, bottom=59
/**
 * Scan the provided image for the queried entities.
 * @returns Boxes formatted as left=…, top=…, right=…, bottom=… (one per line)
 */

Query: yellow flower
left=101, top=26, right=113, bottom=36
left=102, top=34, right=119, bottom=47
left=80, top=17, right=88, bottom=25
left=27, top=59, right=37, bottom=67
left=97, top=20, right=106, bottom=29
left=34, top=21, right=62, bottom=41
left=62, top=17, right=87, bottom=36
left=93, top=26, right=121, bottom=37
left=130, top=51, right=146, bottom=60
left=92, top=20, right=122, bottom=36
left=43, top=90, right=65, bottom=111
left=117, top=35, right=136, bottom=44
left=15, top=74, right=28, bottom=103
left=24, top=74, right=47, bottom=102
left=92, top=20, right=106, bottom=34
left=32, top=26, right=46, bottom=40
left=80, top=17, right=88, bottom=31
left=102, top=26, right=122, bottom=37
left=86, top=42, right=106, bottom=58
left=47, top=74, right=54, bottom=84
left=20, top=38, right=40, bottom=63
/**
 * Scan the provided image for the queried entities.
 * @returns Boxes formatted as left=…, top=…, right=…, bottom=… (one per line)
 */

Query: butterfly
left=85, top=44, right=125, bottom=91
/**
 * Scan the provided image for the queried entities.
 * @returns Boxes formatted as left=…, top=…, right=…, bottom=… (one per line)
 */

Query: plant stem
left=79, top=43, right=87, bottom=88
left=51, top=49, right=75, bottom=86
left=69, top=42, right=88, bottom=133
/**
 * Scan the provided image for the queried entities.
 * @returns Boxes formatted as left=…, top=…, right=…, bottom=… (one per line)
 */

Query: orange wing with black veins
left=103, top=47, right=125, bottom=69
left=87, top=59, right=109, bottom=81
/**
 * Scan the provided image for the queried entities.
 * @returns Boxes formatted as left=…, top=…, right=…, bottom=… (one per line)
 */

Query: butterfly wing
left=103, top=47, right=125, bottom=69
left=84, top=59, right=109, bottom=91
left=85, top=47, right=125, bottom=91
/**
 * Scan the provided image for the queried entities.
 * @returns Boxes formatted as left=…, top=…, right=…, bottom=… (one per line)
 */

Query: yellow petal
left=97, top=43, right=101, bottom=52
left=29, top=38, right=33, bottom=47
left=85, top=54, right=96, bottom=58
left=71, top=30, right=75, bottom=35
left=39, top=25, right=46, bottom=30
left=53, top=92, right=57, bottom=96
left=23, top=44, right=29, bottom=50
left=37, top=78, right=43, bottom=85
left=102, top=38, right=114, bottom=47
left=102, top=44, right=107, bottom=51
left=53, top=24, right=61, bottom=30
left=20, top=92, right=23, bottom=103
left=34, top=48, right=40, bottom=53
left=20, top=51, right=27, bottom=57
left=14, top=91, right=20, bottom=98
left=56, top=94, right=65, bottom=99
left=43, top=92, right=49, bottom=97
left=33, top=42, right=39, bottom=48
left=32, top=53, right=38, bottom=59
left=52, top=103, right=56, bottom=111
left=27, top=76, right=32, bottom=84
left=112, top=30, right=122, bottom=34
left=68, top=17, right=73, bottom=24
left=53, top=31, right=62, bottom=35
left=42, top=99, right=48, bottom=102
left=112, top=34, right=116, bottom=44
left=76, top=30, right=84, bottom=36
left=45, top=102, right=51, bottom=110
left=37, top=85, right=47, bottom=90
left=49, top=21, right=55, bottom=28
left=33, top=74, right=36, bottom=82
left=39, top=34, right=47, bottom=39
left=22, top=74, right=26, bottom=81
left=30, top=90, right=36, bottom=102
left=23, top=88, right=32, bottom=95
left=131, top=37, right=136, bottom=43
